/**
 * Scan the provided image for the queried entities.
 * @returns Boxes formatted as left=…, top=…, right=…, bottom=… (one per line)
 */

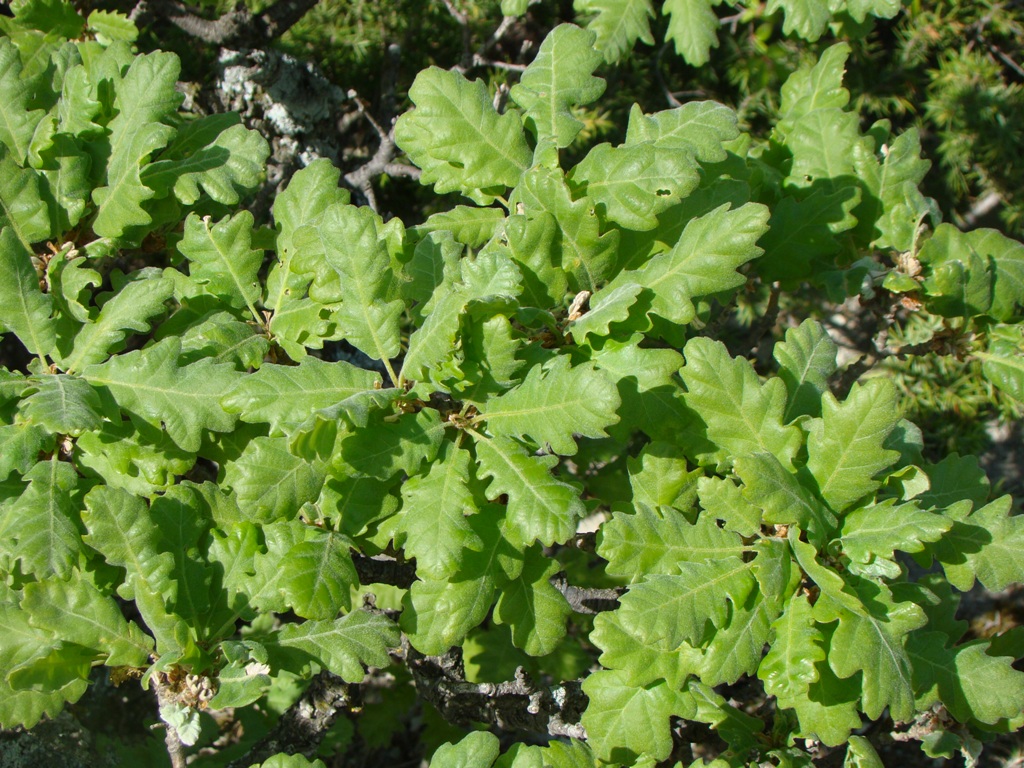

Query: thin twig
left=131, top=0, right=318, bottom=47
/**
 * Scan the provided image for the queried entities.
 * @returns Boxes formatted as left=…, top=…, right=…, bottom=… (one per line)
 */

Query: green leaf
left=429, top=732, right=500, bottom=768
left=0, top=457, right=82, bottom=579
left=75, top=418, right=193, bottom=495
left=0, top=227, right=55, bottom=357
left=615, top=560, right=756, bottom=647
left=662, top=0, right=719, bottom=66
left=0, top=38, right=46, bottom=163
left=510, top=24, right=605, bottom=148
left=599, top=505, right=747, bottom=582
left=60, top=274, right=173, bottom=373
left=907, top=632, right=1024, bottom=725
left=474, top=434, right=585, bottom=547
left=699, top=591, right=778, bottom=686
left=569, top=142, right=700, bottom=231
left=610, top=203, right=769, bottom=325
left=83, top=337, right=240, bottom=452
left=318, top=474, right=400, bottom=538
left=773, top=318, right=838, bottom=422
left=141, top=122, right=269, bottom=206
left=482, top=355, right=619, bottom=455
left=179, top=212, right=263, bottom=313
left=397, top=441, right=481, bottom=580
left=222, top=357, right=381, bottom=436
left=413, top=206, right=505, bottom=249
left=735, top=452, right=837, bottom=545
left=21, top=578, right=153, bottom=666
left=511, top=166, right=620, bottom=292
left=806, top=379, right=901, bottom=513
left=816, top=577, right=926, bottom=722
left=402, top=575, right=496, bottom=655
left=919, top=224, right=1024, bottom=322
left=339, top=409, right=445, bottom=481
left=493, top=550, right=571, bottom=656
left=574, top=0, right=655, bottom=64
left=0, top=149, right=51, bottom=249
left=224, top=436, right=326, bottom=524
left=86, top=10, right=138, bottom=43
left=91, top=51, right=182, bottom=238
left=591, top=605, right=700, bottom=689
left=765, top=0, right=832, bottom=40
left=264, top=610, right=399, bottom=681
left=581, top=669, right=692, bottom=763
left=20, top=373, right=102, bottom=434
left=294, top=203, right=403, bottom=364
left=0, top=422, right=52, bottom=480
left=839, top=500, right=952, bottom=578
left=931, top=496, right=1024, bottom=592
left=395, top=67, right=531, bottom=205
left=279, top=529, right=357, bottom=620
left=680, top=337, right=803, bottom=469
left=627, top=441, right=700, bottom=511
left=624, top=102, right=738, bottom=162
left=759, top=592, right=826, bottom=705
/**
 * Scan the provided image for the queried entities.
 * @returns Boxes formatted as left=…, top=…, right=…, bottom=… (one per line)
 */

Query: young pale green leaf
left=574, top=0, right=655, bottom=64
left=778, top=43, right=851, bottom=126
left=279, top=529, right=357, bottom=620
left=598, top=505, right=747, bottom=582
left=569, top=142, right=700, bottom=231
left=481, top=355, right=619, bottom=455
left=581, top=669, right=692, bottom=763
left=179, top=212, right=262, bottom=313
left=60, top=275, right=173, bottom=373
left=907, top=632, right=1024, bottom=725
left=839, top=500, right=952, bottom=577
left=493, top=551, right=571, bottom=656
left=474, top=434, right=585, bottom=547
left=20, top=374, right=102, bottom=434
left=397, top=441, right=481, bottom=581
left=615, top=560, right=756, bottom=648
left=0, top=39, right=45, bottom=163
left=611, top=203, right=769, bottom=325
left=930, top=496, right=1024, bottom=592
left=624, top=101, right=738, bottom=161
left=339, top=409, right=445, bottom=481
left=765, top=0, right=832, bottom=40
left=412, top=206, right=506, bottom=249
left=90, top=51, right=182, bottom=238
left=759, top=592, right=826, bottom=705
left=222, top=356, right=380, bottom=435
left=402, top=575, right=496, bottom=655
left=0, top=458, right=82, bottom=579
left=55, top=65, right=103, bottom=139
left=806, top=379, right=902, bottom=513
left=395, top=67, right=531, bottom=205
left=978, top=326, right=1024, bottom=404
left=661, top=0, right=719, bottom=66
left=568, top=281, right=643, bottom=342
left=0, top=227, right=55, bottom=357
left=224, top=436, right=326, bottom=524
left=21, top=578, right=153, bottom=667
left=46, top=255, right=101, bottom=325
left=140, top=122, right=269, bottom=206
left=680, top=337, right=803, bottom=469
left=264, top=610, right=399, bottom=681
left=429, top=732, right=500, bottom=768
left=454, top=314, right=525, bottom=404
left=178, top=311, right=270, bottom=370
left=87, top=9, right=139, bottom=43
left=293, top=203, right=404, bottom=364
left=500, top=213, right=567, bottom=309
left=773, top=318, right=838, bottom=422
left=789, top=651, right=867, bottom=747
left=591, top=606, right=701, bottom=689
left=509, top=24, right=605, bottom=148
left=735, top=452, right=837, bottom=545
left=83, top=337, right=240, bottom=452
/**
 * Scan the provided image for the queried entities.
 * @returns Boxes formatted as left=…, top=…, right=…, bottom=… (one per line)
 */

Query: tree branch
left=132, top=0, right=319, bottom=47
left=228, top=670, right=358, bottom=768
left=406, top=645, right=588, bottom=740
